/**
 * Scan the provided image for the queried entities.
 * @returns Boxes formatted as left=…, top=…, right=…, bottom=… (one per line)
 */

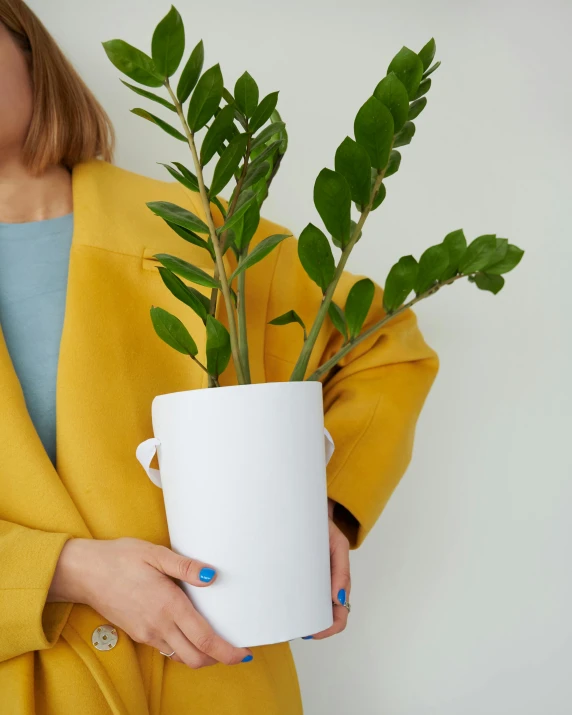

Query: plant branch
left=306, top=273, right=468, bottom=382
left=190, top=354, right=220, bottom=387
left=289, top=153, right=392, bottom=382
left=165, top=79, right=246, bottom=385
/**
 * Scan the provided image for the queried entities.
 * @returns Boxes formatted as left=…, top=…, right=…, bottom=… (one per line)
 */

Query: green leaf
left=459, top=234, right=497, bottom=274
left=249, top=139, right=281, bottom=169
left=485, top=238, right=509, bottom=268
left=383, top=255, right=418, bottom=313
left=370, top=179, right=386, bottom=210
left=232, top=201, right=260, bottom=252
left=334, top=136, right=371, bottom=206
left=153, top=253, right=219, bottom=289
left=385, top=150, right=401, bottom=178
left=314, top=168, right=352, bottom=248
left=328, top=301, right=348, bottom=341
left=345, top=278, right=375, bottom=339
left=441, top=229, right=467, bottom=280
left=164, top=219, right=213, bottom=258
left=408, top=97, right=427, bottom=120
left=200, top=104, right=236, bottom=166
left=206, top=315, right=231, bottom=377
left=423, top=61, right=441, bottom=79
left=151, top=5, right=185, bottom=78
left=412, top=77, right=431, bottom=101
left=387, top=46, right=424, bottom=100
left=218, top=189, right=257, bottom=235
left=484, top=244, right=524, bottom=275
left=177, top=40, right=204, bottom=103
left=230, top=233, right=289, bottom=280
left=242, top=161, right=271, bottom=191
left=158, top=162, right=198, bottom=192
left=150, top=306, right=198, bottom=355
left=209, top=133, right=250, bottom=197
left=157, top=267, right=209, bottom=322
left=120, top=80, right=176, bottom=111
left=470, top=272, right=505, bottom=294
left=373, top=72, right=409, bottom=133
left=102, top=39, right=163, bottom=87
left=268, top=309, right=306, bottom=339
left=249, top=91, right=279, bottom=133
left=234, top=71, right=259, bottom=118
left=130, top=108, right=186, bottom=141
left=354, top=95, right=394, bottom=169
left=172, top=162, right=199, bottom=191
left=298, top=223, right=335, bottom=292
left=251, top=121, right=286, bottom=151
left=147, top=200, right=209, bottom=234
left=415, top=244, right=449, bottom=294
left=187, top=64, right=223, bottom=132
left=418, top=38, right=436, bottom=71
left=393, top=120, right=416, bottom=148
left=270, top=109, right=288, bottom=153
left=332, top=219, right=362, bottom=250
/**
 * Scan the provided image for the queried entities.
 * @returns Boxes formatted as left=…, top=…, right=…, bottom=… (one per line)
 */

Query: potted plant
left=103, top=5, right=524, bottom=648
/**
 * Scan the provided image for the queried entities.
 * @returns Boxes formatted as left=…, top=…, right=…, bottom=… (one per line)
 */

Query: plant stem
left=237, top=260, right=251, bottom=382
left=190, top=355, right=220, bottom=387
left=306, top=273, right=468, bottom=382
left=165, top=80, right=246, bottom=385
left=289, top=160, right=390, bottom=381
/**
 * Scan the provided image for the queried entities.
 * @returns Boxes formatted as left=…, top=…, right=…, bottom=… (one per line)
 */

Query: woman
left=0, top=1, right=439, bottom=713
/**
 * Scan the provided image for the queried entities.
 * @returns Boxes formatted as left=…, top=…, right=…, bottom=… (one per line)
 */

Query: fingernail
left=241, top=654, right=254, bottom=663
left=337, top=588, right=346, bottom=606
left=199, top=567, right=216, bottom=583
left=302, top=636, right=314, bottom=640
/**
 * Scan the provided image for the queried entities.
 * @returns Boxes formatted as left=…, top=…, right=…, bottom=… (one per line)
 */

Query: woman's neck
left=0, top=158, right=73, bottom=224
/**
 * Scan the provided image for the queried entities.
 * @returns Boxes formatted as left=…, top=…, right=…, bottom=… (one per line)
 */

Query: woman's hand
left=48, top=537, right=253, bottom=669
left=304, top=498, right=351, bottom=640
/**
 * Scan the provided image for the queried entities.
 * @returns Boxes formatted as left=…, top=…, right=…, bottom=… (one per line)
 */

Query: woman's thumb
left=153, top=545, right=218, bottom=587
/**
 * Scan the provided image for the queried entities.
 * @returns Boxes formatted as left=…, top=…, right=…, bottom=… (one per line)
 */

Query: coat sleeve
left=0, top=519, right=73, bottom=662
left=264, top=233, right=439, bottom=549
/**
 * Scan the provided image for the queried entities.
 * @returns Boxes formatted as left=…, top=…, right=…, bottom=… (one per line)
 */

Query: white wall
left=34, top=0, right=572, bottom=712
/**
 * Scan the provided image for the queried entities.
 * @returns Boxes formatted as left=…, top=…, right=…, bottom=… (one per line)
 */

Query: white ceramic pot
left=136, top=380, right=335, bottom=648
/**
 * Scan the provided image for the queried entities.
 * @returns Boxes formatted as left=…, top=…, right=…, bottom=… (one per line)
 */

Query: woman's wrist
left=47, top=537, right=94, bottom=604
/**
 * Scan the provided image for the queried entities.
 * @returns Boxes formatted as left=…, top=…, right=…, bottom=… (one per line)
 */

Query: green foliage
left=354, top=96, right=394, bottom=169
left=415, top=244, right=449, bottom=294
left=385, top=150, right=401, bottom=178
left=459, top=234, right=497, bottom=274
left=249, top=91, right=279, bottom=133
left=120, top=80, right=176, bottom=111
left=164, top=218, right=213, bottom=258
left=345, top=278, right=375, bottom=338
left=150, top=306, right=198, bottom=355
left=235, top=71, right=259, bottom=118
left=130, top=108, right=186, bottom=141
left=298, top=223, right=335, bottom=292
left=153, top=254, right=220, bottom=289
left=231, top=201, right=260, bottom=252
left=393, top=121, right=416, bottom=148
left=268, top=310, right=307, bottom=339
left=102, top=40, right=163, bottom=86
left=387, top=46, right=424, bottom=99
left=206, top=316, right=231, bottom=377
left=200, top=104, right=236, bottom=166
left=209, top=133, right=250, bottom=197
left=147, top=200, right=209, bottom=234
left=373, top=72, right=409, bottom=133
left=314, top=168, right=352, bottom=249
left=418, top=39, right=436, bottom=71
left=441, top=229, right=467, bottom=280
left=229, top=233, right=290, bottom=280
left=157, top=267, right=210, bottom=322
left=251, top=121, right=286, bottom=150
left=470, top=272, right=505, bottom=294
left=423, top=61, right=441, bottom=78
left=152, top=5, right=185, bottom=78
left=187, top=64, right=223, bottom=132
left=177, top=40, right=204, bottom=103
left=408, top=97, right=427, bottom=120
left=218, top=190, right=257, bottom=235
left=383, top=255, right=418, bottom=313
left=334, top=137, right=371, bottom=207
left=328, top=301, right=348, bottom=342
left=485, top=244, right=524, bottom=274
left=171, top=162, right=199, bottom=191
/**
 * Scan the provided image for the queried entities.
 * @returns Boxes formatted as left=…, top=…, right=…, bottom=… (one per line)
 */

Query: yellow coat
left=0, top=158, right=438, bottom=714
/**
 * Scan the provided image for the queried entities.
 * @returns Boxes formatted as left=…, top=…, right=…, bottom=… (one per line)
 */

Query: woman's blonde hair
left=1, top=0, right=115, bottom=175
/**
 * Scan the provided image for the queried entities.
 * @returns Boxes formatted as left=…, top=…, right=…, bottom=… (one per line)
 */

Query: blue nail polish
left=302, top=636, right=314, bottom=640
left=337, top=588, right=346, bottom=606
left=242, top=654, right=254, bottom=663
left=199, top=567, right=216, bottom=583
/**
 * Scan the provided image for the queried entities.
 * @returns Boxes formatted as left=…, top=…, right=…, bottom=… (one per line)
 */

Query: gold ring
left=160, top=649, right=176, bottom=658
left=333, top=600, right=351, bottom=613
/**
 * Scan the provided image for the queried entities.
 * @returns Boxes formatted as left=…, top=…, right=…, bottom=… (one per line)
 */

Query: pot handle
left=136, top=428, right=336, bottom=490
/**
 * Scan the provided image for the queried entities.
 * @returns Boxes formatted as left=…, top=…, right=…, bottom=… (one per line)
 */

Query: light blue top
left=0, top=212, right=74, bottom=467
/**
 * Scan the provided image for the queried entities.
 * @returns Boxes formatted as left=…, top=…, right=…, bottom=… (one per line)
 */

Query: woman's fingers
left=158, top=624, right=218, bottom=669
left=147, top=544, right=218, bottom=587
left=174, top=599, right=253, bottom=666
left=307, top=519, right=351, bottom=641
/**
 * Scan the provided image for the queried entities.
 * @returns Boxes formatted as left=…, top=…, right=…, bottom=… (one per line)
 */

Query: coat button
left=92, top=624, right=118, bottom=651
